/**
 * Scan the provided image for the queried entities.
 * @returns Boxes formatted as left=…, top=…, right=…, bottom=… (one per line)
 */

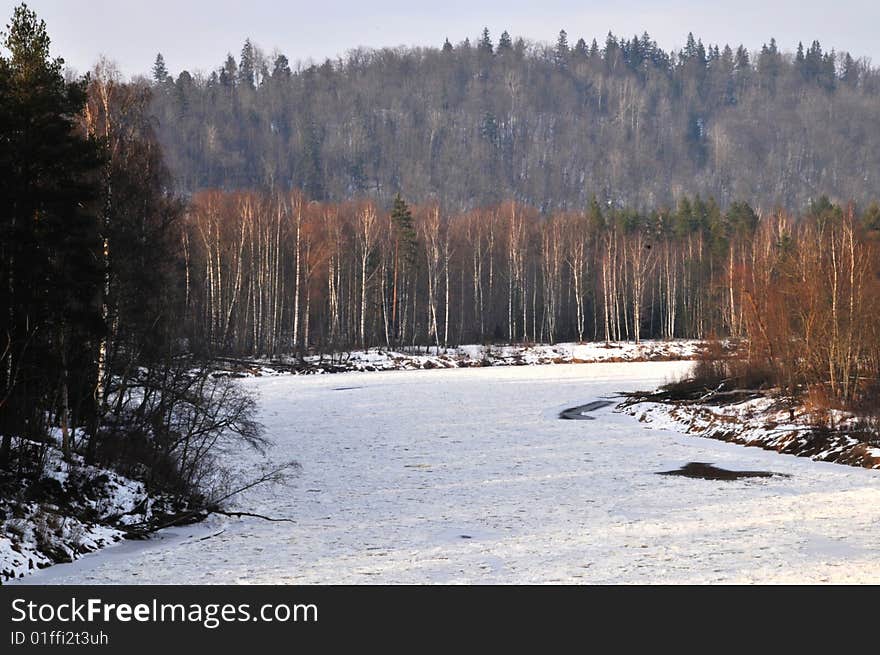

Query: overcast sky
left=3, top=0, right=878, bottom=78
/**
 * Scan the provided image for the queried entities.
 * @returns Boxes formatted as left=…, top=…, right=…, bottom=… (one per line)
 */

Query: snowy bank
left=0, top=440, right=187, bottom=583
left=214, top=339, right=707, bottom=377
left=620, top=395, right=880, bottom=470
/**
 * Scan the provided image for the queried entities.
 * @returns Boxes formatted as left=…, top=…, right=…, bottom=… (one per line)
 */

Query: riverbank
left=213, top=339, right=709, bottom=377
left=0, top=440, right=192, bottom=583
left=619, top=392, right=880, bottom=470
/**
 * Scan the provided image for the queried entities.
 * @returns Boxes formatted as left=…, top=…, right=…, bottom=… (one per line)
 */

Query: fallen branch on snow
left=211, top=510, right=295, bottom=523
left=119, top=462, right=299, bottom=538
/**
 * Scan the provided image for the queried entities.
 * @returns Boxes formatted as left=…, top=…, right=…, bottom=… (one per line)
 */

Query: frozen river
left=25, top=361, right=880, bottom=584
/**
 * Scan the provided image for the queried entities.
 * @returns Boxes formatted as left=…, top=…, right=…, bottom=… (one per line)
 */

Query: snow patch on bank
left=217, top=339, right=706, bottom=377
left=0, top=441, right=165, bottom=583
left=621, top=396, right=880, bottom=470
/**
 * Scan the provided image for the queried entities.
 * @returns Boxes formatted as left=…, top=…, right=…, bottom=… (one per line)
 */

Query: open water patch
left=657, top=462, right=787, bottom=481
left=559, top=400, right=615, bottom=420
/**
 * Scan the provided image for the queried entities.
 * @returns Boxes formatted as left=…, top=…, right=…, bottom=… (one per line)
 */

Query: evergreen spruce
left=555, top=29, right=569, bottom=65
left=478, top=27, right=493, bottom=55
left=841, top=52, right=858, bottom=86
left=391, top=193, right=417, bottom=263
left=272, top=53, right=291, bottom=80
left=239, top=38, right=256, bottom=88
left=220, top=53, right=237, bottom=88
left=498, top=31, right=512, bottom=52
left=152, top=53, right=169, bottom=84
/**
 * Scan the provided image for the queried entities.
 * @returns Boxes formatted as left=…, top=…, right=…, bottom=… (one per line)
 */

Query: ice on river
left=22, top=361, right=880, bottom=584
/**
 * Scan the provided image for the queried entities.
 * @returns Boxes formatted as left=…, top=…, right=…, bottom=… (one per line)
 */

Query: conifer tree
left=272, top=53, right=291, bottom=80
left=0, top=3, right=105, bottom=460
left=152, top=53, right=169, bottom=84
left=478, top=27, right=493, bottom=55
left=734, top=45, right=750, bottom=74
left=498, top=30, right=512, bottom=52
left=239, top=38, right=256, bottom=88
left=862, top=202, right=880, bottom=230
left=389, top=194, right=417, bottom=339
left=391, top=193, right=417, bottom=263
left=220, top=53, right=237, bottom=88
left=604, top=32, right=619, bottom=69
left=555, top=29, right=569, bottom=66
left=684, top=32, right=697, bottom=59
left=841, top=52, right=858, bottom=86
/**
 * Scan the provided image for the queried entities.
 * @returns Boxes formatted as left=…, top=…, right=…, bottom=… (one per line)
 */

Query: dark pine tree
left=389, top=194, right=417, bottom=339
left=841, top=52, right=858, bottom=86
left=152, top=53, right=169, bottom=84
left=0, top=3, right=105, bottom=463
left=555, top=29, right=569, bottom=67
left=498, top=31, right=512, bottom=53
left=391, top=193, right=417, bottom=263
left=478, top=27, right=493, bottom=55
left=239, top=38, right=256, bottom=88
left=219, top=54, right=237, bottom=88
left=272, top=54, right=291, bottom=80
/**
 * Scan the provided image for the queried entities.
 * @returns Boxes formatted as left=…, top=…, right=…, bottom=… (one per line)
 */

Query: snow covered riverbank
left=620, top=393, right=880, bottom=470
left=18, top=360, right=880, bottom=584
left=0, top=446, right=179, bottom=583
left=214, top=339, right=707, bottom=376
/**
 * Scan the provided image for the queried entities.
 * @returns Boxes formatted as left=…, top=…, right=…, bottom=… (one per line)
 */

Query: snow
left=228, top=339, right=706, bottom=376
left=17, top=360, right=880, bottom=584
left=625, top=394, right=880, bottom=468
left=0, top=502, right=126, bottom=582
left=0, top=442, right=162, bottom=582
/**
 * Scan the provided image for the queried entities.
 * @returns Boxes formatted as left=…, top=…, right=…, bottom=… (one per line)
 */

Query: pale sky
left=2, top=0, right=878, bottom=78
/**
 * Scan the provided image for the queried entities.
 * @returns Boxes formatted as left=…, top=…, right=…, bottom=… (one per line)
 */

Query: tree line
left=178, top=187, right=880, bottom=361
left=150, top=28, right=880, bottom=212
left=714, top=200, right=880, bottom=414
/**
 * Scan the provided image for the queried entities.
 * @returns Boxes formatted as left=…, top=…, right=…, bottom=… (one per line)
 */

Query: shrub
left=93, top=360, right=264, bottom=502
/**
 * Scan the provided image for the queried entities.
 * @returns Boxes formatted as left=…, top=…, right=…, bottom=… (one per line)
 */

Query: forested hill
left=149, top=29, right=880, bottom=211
